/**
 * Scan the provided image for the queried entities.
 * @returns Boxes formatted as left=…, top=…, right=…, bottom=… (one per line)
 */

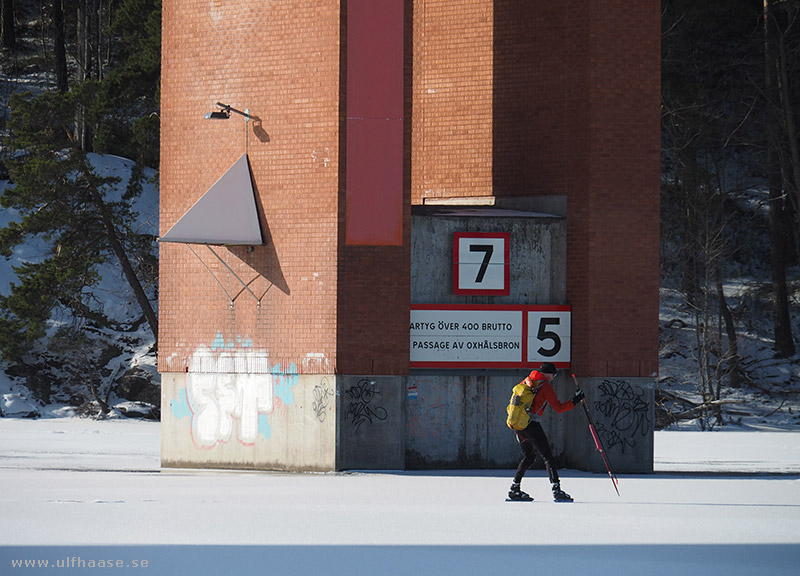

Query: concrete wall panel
left=565, top=377, right=655, bottom=474
left=161, top=373, right=336, bottom=471
left=411, top=212, right=566, bottom=306
left=406, top=375, right=465, bottom=467
left=336, top=376, right=406, bottom=470
left=405, top=373, right=653, bottom=473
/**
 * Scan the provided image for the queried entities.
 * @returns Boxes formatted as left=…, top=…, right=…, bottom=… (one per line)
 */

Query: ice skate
left=552, top=482, right=573, bottom=502
left=507, top=482, right=534, bottom=502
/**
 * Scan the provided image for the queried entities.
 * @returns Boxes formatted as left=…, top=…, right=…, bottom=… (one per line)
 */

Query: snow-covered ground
left=0, top=418, right=798, bottom=575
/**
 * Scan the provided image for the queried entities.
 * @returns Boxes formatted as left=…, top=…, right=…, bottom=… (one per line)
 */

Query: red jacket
left=527, top=370, right=575, bottom=417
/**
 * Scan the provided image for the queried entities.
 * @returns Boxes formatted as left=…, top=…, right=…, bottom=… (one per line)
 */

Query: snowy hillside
left=658, top=184, right=800, bottom=431
left=0, top=154, right=159, bottom=419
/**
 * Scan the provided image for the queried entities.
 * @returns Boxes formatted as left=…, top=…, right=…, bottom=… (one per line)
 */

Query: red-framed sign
left=410, top=304, right=571, bottom=369
left=453, top=232, right=510, bottom=295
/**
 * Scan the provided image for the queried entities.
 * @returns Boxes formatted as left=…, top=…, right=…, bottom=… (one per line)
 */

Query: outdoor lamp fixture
left=204, top=102, right=250, bottom=121
left=204, top=109, right=230, bottom=120
left=204, top=101, right=253, bottom=153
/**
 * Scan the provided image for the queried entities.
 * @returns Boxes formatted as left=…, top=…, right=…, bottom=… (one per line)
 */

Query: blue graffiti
left=170, top=387, right=192, bottom=420
left=169, top=335, right=301, bottom=447
left=272, top=362, right=299, bottom=407
left=210, top=331, right=230, bottom=350
left=258, top=413, right=272, bottom=439
left=210, top=332, right=254, bottom=350
left=256, top=362, right=299, bottom=440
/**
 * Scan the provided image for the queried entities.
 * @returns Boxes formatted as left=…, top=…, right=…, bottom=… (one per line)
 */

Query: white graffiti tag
left=185, top=345, right=274, bottom=447
left=186, top=372, right=273, bottom=447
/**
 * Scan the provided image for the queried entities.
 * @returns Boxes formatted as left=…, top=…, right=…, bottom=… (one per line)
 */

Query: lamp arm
left=216, top=102, right=250, bottom=121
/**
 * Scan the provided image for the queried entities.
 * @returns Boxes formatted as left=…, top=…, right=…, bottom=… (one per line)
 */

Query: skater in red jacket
left=506, top=362, right=584, bottom=501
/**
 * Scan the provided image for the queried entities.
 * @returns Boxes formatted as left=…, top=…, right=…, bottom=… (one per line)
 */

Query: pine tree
left=92, top=0, right=161, bottom=166
left=0, top=87, right=157, bottom=361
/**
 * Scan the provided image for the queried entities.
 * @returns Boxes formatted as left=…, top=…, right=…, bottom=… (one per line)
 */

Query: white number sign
left=526, top=308, right=571, bottom=365
left=410, top=305, right=571, bottom=369
left=453, top=232, right=509, bottom=295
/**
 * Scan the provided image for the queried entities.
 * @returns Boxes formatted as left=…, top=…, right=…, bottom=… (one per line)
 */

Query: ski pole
left=572, top=373, right=620, bottom=497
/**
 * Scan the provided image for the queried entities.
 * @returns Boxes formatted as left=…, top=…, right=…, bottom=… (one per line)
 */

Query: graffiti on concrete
left=345, top=379, right=387, bottom=432
left=169, top=332, right=298, bottom=448
left=313, top=378, right=334, bottom=423
left=593, top=379, right=650, bottom=453
left=185, top=371, right=273, bottom=447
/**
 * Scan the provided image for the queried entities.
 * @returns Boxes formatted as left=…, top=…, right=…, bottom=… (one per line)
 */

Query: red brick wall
left=336, top=0, right=412, bottom=375
left=578, top=1, right=661, bottom=378
left=410, top=0, right=661, bottom=377
left=411, top=0, right=494, bottom=201
left=159, top=1, right=342, bottom=374
left=160, top=0, right=660, bottom=379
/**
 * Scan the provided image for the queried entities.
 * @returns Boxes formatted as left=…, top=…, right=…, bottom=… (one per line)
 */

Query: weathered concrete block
left=404, top=373, right=654, bottom=474
left=160, top=372, right=336, bottom=471
left=565, top=377, right=655, bottom=474
left=336, top=376, right=405, bottom=470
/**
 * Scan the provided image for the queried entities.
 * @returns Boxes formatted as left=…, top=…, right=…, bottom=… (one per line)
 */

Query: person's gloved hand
left=571, top=389, right=585, bottom=405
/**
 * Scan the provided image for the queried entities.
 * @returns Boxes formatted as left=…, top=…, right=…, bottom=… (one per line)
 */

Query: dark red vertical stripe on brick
left=345, top=0, right=404, bottom=245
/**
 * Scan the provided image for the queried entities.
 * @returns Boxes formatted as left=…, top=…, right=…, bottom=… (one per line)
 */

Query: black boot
left=508, top=482, right=533, bottom=501
left=552, top=482, right=573, bottom=502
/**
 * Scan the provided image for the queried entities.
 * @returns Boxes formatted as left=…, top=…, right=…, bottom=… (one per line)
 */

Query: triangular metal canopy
left=160, top=153, right=263, bottom=245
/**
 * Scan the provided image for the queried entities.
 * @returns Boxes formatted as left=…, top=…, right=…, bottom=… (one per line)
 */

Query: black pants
left=513, top=420, right=559, bottom=485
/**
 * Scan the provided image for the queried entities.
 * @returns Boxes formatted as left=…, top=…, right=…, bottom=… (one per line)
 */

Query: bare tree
left=661, top=0, right=769, bottom=426
left=764, top=0, right=796, bottom=358
left=774, top=1, right=800, bottom=227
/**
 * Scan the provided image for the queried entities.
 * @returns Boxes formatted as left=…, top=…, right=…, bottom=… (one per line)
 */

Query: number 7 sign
left=453, top=232, right=510, bottom=295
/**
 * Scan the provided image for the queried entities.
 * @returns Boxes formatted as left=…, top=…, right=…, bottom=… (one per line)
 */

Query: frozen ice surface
left=0, top=418, right=798, bottom=575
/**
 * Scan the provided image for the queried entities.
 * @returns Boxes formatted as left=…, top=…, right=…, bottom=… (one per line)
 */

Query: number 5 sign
left=527, top=307, right=571, bottom=365
left=453, top=232, right=510, bottom=295
left=409, top=304, right=571, bottom=369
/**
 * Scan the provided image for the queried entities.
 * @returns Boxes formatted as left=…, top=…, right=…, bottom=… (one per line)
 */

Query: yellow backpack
left=506, top=378, right=543, bottom=430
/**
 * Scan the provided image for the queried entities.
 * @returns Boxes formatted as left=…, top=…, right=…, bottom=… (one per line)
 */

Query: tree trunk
left=715, top=272, right=739, bottom=390
left=678, top=147, right=701, bottom=305
left=776, top=11, right=800, bottom=255
left=80, top=162, right=159, bottom=343
left=53, top=0, right=68, bottom=93
left=764, top=0, right=796, bottom=358
left=1, top=0, right=15, bottom=48
left=74, top=0, right=91, bottom=150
